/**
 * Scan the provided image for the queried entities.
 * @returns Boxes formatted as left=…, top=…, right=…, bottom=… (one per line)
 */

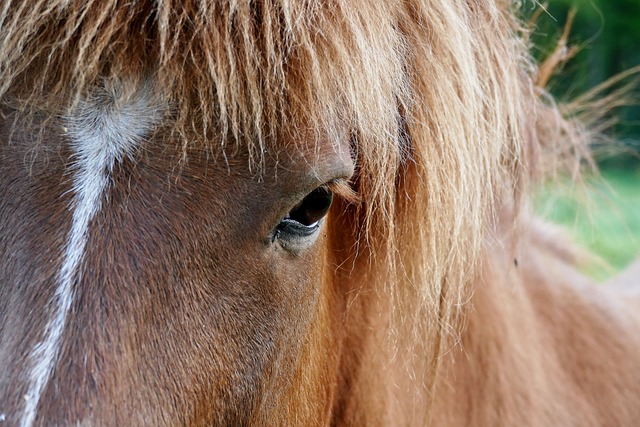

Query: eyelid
left=272, top=217, right=323, bottom=252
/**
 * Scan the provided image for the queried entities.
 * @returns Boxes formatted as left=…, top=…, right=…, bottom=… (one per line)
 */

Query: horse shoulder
left=431, top=223, right=640, bottom=426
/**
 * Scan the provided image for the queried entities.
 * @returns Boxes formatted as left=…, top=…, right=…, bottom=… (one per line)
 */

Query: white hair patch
left=19, top=85, right=161, bottom=427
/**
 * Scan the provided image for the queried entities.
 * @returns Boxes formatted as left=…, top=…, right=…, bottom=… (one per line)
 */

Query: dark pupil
left=287, top=187, right=333, bottom=226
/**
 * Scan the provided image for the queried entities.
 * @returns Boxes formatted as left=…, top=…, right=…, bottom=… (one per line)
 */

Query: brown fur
left=0, top=0, right=639, bottom=425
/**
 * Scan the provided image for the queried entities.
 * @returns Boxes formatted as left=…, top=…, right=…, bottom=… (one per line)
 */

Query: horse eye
left=286, top=186, right=333, bottom=227
left=273, top=186, right=333, bottom=244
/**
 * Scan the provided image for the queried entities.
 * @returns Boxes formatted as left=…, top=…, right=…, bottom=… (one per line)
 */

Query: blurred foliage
left=534, top=166, right=640, bottom=280
left=522, top=0, right=640, bottom=154
left=527, top=1, right=640, bottom=277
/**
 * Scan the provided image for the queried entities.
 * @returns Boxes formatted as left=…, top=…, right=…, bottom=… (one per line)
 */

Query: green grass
left=534, top=167, right=640, bottom=281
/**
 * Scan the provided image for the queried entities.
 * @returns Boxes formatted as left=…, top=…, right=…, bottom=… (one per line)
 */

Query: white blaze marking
left=20, top=86, right=160, bottom=427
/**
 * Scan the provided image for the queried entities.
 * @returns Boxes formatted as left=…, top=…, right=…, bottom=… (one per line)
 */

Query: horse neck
left=429, top=219, right=640, bottom=426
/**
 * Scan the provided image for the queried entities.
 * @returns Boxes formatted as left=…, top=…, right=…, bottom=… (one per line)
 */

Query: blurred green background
left=524, top=0, right=640, bottom=280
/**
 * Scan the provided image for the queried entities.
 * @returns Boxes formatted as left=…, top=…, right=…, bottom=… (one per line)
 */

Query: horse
left=0, top=0, right=639, bottom=425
